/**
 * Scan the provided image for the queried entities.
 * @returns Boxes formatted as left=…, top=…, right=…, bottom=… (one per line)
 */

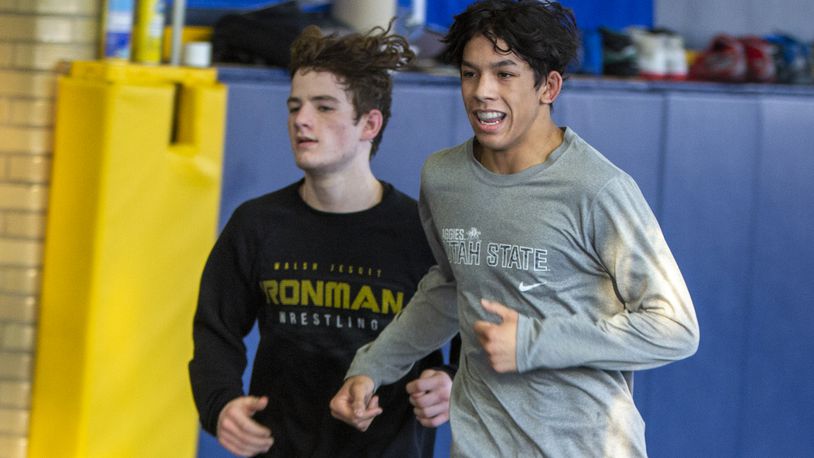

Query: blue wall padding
left=426, top=0, right=653, bottom=30
left=647, top=94, right=763, bottom=456
left=176, top=0, right=276, bottom=9
left=741, top=98, right=814, bottom=455
left=553, top=88, right=665, bottom=212
left=218, top=81, right=298, bottom=229
left=425, top=0, right=475, bottom=30
left=560, top=0, right=652, bottom=30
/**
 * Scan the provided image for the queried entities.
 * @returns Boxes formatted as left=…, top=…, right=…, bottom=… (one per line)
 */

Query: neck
left=477, top=120, right=564, bottom=175
left=299, top=170, right=383, bottom=213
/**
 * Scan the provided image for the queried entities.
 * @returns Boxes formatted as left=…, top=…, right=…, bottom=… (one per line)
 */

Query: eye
left=287, top=105, right=300, bottom=114
left=461, top=70, right=476, bottom=79
left=317, top=105, right=334, bottom=112
left=497, top=71, right=514, bottom=79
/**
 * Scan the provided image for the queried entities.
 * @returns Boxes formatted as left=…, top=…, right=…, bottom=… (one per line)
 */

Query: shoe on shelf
left=689, top=34, right=747, bottom=82
left=628, top=27, right=667, bottom=79
left=764, top=33, right=813, bottom=84
left=739, top=36, right=777, bottom=83
left=627, top=27, right=688, bottom=81
left=660, top=29, right=689, bottom=80
left=599, top=27, right=639, bottom=77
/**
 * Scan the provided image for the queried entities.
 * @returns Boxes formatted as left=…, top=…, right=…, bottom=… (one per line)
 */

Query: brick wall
left=0, top=0, right=98, bottom=456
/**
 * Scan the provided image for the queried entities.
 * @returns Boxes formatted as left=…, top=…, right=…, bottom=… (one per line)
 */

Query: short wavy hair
left=289, top=22, right=415, bottom=157
left=442, top=0, right=579, bottom=88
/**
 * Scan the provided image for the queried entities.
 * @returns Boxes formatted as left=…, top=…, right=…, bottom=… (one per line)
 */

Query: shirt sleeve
left=188, top=209, right=258, bottom=435
left=436, top=334, right=462, bottom=379
left=347, top=187, right=460, bottom=388
left=516, top=176, right=700, bottom=372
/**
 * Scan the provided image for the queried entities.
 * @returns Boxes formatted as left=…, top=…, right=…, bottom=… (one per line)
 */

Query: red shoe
left=739, top=36, right=777, bottom=83
left=689, top=34, right=747, bottom=82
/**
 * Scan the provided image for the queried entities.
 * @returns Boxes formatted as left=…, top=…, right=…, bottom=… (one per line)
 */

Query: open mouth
left=475, top=110, right=506, bottom=126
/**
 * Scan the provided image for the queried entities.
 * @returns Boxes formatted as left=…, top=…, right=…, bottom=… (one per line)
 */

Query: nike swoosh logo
left=519, top=282, right=544, bottom=292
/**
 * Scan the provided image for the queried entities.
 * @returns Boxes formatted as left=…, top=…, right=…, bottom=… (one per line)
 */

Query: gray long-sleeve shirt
left=348, top=128, right=699, bottom=457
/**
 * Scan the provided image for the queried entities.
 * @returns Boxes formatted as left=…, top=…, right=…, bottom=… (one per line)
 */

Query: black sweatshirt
left=189, top=181, right=456, bottom=457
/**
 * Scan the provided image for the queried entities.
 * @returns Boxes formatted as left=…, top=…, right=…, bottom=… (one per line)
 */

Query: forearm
left=189, top=364, right=244, bottom=435
left=517, top=298, right=699, bottom=372
left=347, top=266, right=459, bottom=387
left=516, top=248, right=698, bottom=372
left=189, top=313, right=250, bottom=434
left=189, top=224, right=257, bottom=434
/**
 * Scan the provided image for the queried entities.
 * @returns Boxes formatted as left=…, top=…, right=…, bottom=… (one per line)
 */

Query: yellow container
left=29, top=61, right=227, bottom=458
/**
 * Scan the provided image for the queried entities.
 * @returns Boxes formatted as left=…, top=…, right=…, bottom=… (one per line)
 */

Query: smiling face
left=460, top=34, right=553, bottom=160
left=287, top=69, right=378, bottom=176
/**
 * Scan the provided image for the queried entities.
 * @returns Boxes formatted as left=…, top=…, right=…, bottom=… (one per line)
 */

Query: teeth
left=476, top=111, right=505, bottom=123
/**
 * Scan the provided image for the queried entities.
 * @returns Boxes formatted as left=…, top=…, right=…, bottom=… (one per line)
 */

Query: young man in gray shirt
left=331, top=1, right=699, bottom=456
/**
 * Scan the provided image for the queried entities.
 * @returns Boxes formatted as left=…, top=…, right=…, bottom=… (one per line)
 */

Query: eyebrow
left=286, top=95, right=340, bottom=105
left=461, top=59, right=519, bottom=70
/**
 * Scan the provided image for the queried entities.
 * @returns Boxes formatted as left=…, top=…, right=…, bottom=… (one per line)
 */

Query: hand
left=330, top=375, right=382, bottom=431
left=473, top=298, right=519, bottom=373
left=216, top=396, right=274, bottom=457
left=406, top=369, right=452, bottom=427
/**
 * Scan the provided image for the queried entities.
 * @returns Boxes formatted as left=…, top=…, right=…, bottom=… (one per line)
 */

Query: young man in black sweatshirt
left=189, top=23, right=458, bottom=457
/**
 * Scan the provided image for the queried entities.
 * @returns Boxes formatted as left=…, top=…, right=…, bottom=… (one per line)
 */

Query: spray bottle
left=133, top=0, right=167, bottom=64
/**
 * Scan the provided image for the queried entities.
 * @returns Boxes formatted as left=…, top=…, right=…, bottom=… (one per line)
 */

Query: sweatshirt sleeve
left=516, top=176, right=700, bottom=372
left=347, top=188, right=460, bottom=388
left=436, top=334, right=462, bottom=379
left=188, top=210, right=258, bottom=435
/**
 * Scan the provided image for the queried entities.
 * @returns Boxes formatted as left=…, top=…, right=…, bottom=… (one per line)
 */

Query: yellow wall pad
left=29, top=61, right=227, bottom=458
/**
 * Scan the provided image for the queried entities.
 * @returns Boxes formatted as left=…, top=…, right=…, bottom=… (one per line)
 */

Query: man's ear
left=360, top=109, right=384, bottom=142
left=540, top=71, right=563, bottom=105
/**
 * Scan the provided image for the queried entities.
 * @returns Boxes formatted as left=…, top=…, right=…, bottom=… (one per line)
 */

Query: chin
left=293, top=157, right=316, bottom=171
left=294, top=149, right=318, bottom=163
left=474, top=133, right=507, bottom=152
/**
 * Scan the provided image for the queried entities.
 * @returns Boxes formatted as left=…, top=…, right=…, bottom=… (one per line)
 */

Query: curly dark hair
left=441, top=0, right=579, bottom=88
left=289, top=22, right=415, bottom=157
